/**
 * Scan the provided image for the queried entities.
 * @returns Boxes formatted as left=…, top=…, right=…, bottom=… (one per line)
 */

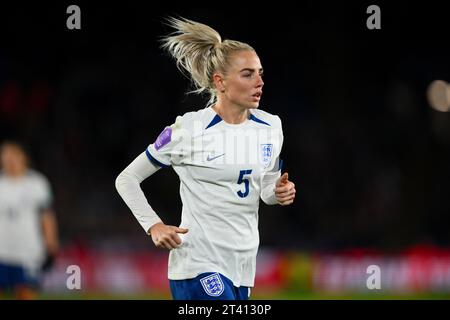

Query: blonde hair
left=161, top=17, right=254, bottom=106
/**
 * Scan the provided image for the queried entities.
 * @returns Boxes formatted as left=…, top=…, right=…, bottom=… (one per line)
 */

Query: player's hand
left=274, top=172, right=296, bottom=206
left=41, top=253, right=56, bottom=272
left=149, top=222, right=189, bottom=250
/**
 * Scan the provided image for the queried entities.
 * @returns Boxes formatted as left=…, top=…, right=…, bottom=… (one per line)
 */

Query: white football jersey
left=0, top=170, right=53, bottom=273
left=146, top=106, right=283, bottom=287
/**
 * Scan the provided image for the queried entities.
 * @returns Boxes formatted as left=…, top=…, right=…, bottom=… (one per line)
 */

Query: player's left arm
left=41, top=209, right=59, bottom=256
left=260, top=115, right=296, bottom=206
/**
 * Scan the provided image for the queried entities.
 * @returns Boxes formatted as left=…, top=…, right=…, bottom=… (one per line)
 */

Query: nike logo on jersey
left=206, top=153, right=225, bottom=161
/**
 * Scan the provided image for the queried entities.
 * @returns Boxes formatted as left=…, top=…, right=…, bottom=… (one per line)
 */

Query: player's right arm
left=115, top=152, right=188, bottom=250
left=116, top=152, right=187, bottom=250
left=116, top=115, right=191, bottom=250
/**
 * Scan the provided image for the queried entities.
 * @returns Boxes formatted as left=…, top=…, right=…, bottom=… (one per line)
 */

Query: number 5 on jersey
left=237, top=169, right=252, bottom=198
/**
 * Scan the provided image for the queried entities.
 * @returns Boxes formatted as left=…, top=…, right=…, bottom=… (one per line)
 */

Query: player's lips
left=252, top=91, right=262, bottom=101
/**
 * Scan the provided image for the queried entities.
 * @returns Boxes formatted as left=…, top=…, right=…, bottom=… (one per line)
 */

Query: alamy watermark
left=65, top=5, right=380, bottom=31
left=366, top=264, right=381, bottom=290
left=66, top=264, right=82, bottom=290
left=367, top=5, right=381, bottom=30
left=66, top=5, right=81, bottom=30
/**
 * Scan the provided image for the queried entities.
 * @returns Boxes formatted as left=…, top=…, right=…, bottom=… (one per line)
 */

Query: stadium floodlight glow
left=427, top=80, right=450, bottom=112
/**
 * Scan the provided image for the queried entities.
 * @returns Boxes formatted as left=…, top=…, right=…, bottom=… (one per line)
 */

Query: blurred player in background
left=116, top=17, right=296, bottom=300
left=0, top=141, right=59, bottom=299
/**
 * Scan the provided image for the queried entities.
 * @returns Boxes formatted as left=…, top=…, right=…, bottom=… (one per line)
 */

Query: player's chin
left=246, top=101, right=260, bottom=109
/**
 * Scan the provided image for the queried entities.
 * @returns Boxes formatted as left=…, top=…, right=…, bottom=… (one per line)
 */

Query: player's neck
left=212, top=102, right=249, bottom=125
left=4, top=167, right=27, bottom=178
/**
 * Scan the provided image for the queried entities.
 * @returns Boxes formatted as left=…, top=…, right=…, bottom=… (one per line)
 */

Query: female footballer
left=116, top=17, right=296, bottom=300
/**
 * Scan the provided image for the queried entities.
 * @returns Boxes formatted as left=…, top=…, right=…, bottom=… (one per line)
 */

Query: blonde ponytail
left=161, top=17, right=253, bottom=105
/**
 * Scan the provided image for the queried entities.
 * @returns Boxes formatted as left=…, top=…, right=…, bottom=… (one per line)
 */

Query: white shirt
left=0, top=170, right=52, bottom=273
left=146, top=106, right=283, bottom=287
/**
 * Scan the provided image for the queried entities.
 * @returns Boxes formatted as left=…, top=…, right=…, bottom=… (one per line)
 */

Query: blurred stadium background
left=1, top=2, right=450, bottom=299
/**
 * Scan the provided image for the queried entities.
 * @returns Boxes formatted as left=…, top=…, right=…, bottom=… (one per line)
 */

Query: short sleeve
left=265, top=116, right=284, bottom=173
left=145, top=115, right=189, bottom=167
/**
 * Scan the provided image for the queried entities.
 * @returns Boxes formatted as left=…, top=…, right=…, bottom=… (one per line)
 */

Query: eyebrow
left=239, top=68, right=264, bottom=73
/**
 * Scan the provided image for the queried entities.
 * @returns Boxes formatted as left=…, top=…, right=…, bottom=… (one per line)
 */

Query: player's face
left=0, top=144, right=27, bottom=176
left=222, top=50, right=264, bottom=109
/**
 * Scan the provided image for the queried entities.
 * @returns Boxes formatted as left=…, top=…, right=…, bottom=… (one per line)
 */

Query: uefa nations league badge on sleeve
left=154, top=127, right=172, bottom=150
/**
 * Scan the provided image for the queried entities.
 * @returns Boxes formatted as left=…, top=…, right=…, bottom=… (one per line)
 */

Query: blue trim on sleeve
left=249, top=114, right=270, bottom=126
left=279, top=159, right=284, bottom=171
left=145, top=149, right=169, bottom=168
left=205, top=114, right=222, bottom=129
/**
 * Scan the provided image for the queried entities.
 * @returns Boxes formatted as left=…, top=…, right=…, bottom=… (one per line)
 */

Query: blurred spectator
left=0, top=141, right=59, bottom=299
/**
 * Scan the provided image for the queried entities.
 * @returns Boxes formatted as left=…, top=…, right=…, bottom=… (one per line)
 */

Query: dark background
left=1, top=1, right=449, bottom=251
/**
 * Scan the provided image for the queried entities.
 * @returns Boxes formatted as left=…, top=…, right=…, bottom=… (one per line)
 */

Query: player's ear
left=213, top=72, right=226, bottom=93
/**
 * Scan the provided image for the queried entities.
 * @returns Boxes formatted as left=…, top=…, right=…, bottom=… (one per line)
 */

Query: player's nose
left=256, top=74, right=264, bottom=88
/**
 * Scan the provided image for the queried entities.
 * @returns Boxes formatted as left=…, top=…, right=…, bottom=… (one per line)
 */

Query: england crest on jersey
left=260, top=143, right=273, bottom=168
left=200, top=273, right=224, bottom=297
